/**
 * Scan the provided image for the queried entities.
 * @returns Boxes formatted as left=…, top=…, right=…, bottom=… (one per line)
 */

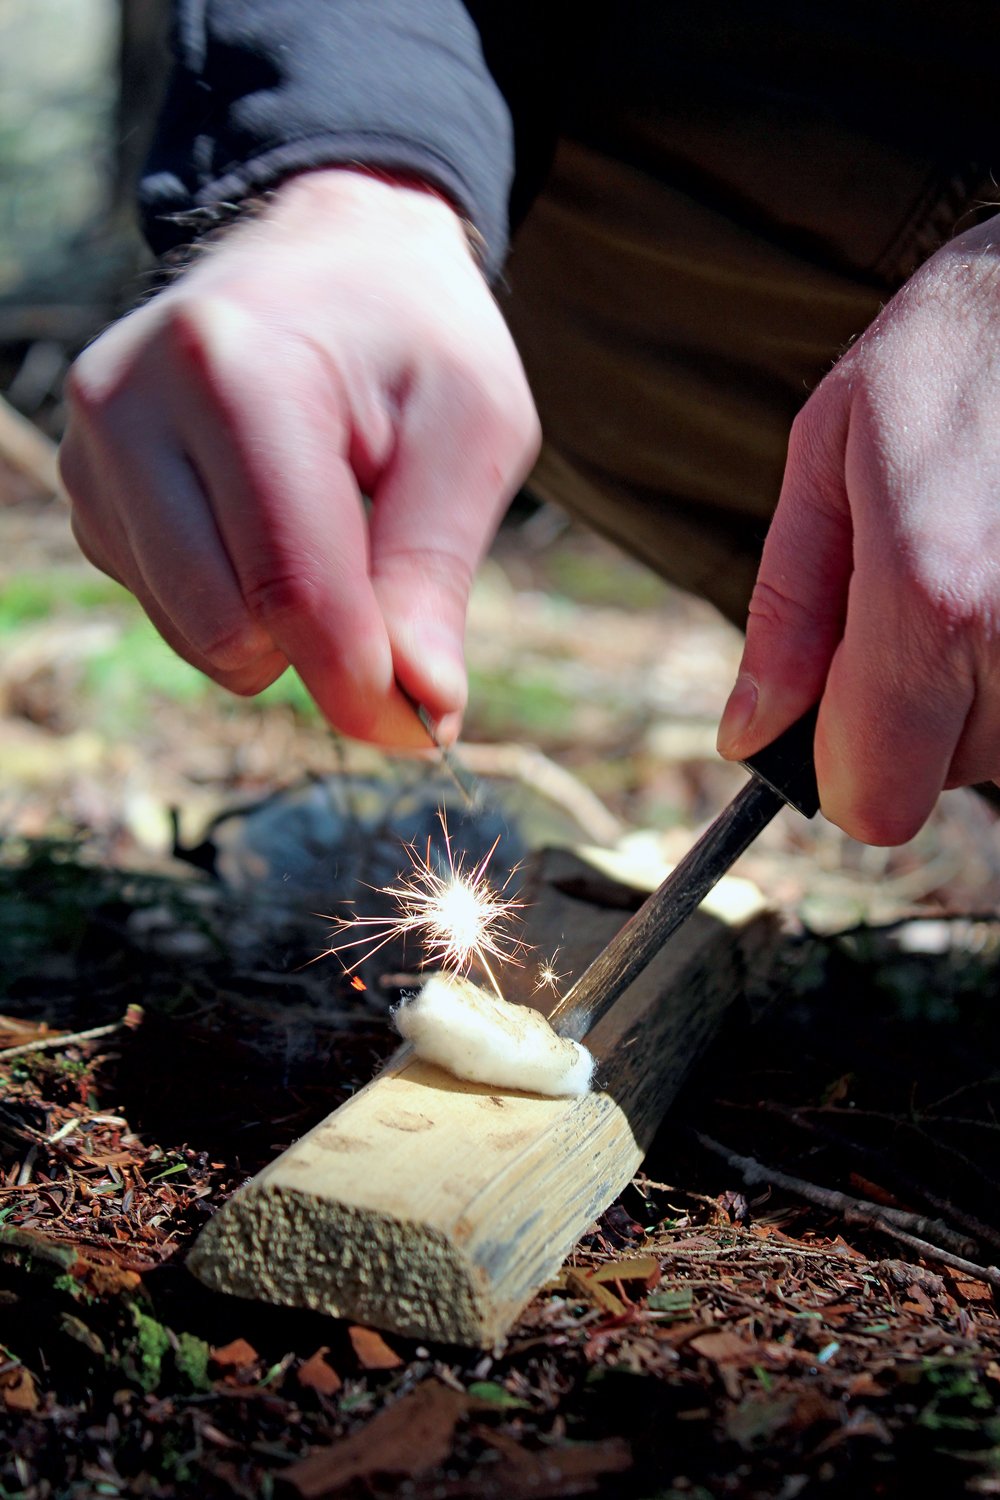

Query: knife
left=547, top=706, right=820, bottom=1043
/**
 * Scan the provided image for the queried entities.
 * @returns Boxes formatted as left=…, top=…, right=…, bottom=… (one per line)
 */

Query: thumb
left=716, top=397, right=853, bottom=760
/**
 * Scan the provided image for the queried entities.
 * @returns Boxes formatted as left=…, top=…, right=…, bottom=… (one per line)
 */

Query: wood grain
left=188, top=847, right=782, bottom=1344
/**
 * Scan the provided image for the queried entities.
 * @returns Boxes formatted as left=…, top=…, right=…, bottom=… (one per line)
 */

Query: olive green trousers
left=504, top=127, right=991, bottom=626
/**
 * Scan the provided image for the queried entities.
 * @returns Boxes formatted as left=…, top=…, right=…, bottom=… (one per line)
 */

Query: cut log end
left=188, top=1187, right=495, bottom=1345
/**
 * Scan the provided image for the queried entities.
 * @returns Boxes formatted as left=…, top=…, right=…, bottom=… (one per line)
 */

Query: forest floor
left=1, top=478, right=999, bottom=1499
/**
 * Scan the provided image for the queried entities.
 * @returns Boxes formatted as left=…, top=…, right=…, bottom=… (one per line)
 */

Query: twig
left=0, top=1019, right=125, bottom=1061
left=693, top=1131, right=992, bottom=1270
left=730, top=1098, right=1000, bottom=1258
left=868, top=1224, right=1000, bottom=1292
left=16, top=1145, right=39, bottom=1187
left=0, top=392, right=61, bottom=496
left=796, top=1104, right=1000, bottom=1135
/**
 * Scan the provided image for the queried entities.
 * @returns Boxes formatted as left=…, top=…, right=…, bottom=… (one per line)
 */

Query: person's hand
left=717, top=217, right=1000, bottom=844
left=60, top=170, right=540, bottom=746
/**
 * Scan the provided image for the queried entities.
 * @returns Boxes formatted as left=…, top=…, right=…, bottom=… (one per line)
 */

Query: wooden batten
left=188, top=848, right=781, bottom=1345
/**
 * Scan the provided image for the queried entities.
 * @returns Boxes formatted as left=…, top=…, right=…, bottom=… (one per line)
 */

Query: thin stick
left=869, top=1225, right=1000, bottom=1291
left=0, top=1019, right=125, bottom=1061
left=0, top=393, right=61, bottom=495
left=738, top=1097, right=1000, bottom=1258
left=692, top=1132, right=998, bottom=1275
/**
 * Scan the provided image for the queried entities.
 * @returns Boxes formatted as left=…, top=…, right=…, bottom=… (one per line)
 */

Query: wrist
left=154, top=165, right=483, bottom=290
left=263, top=165, right=484, bottom=266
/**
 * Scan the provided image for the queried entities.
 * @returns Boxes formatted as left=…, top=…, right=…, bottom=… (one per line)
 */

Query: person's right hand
left=60, top=169, right=540, bottom=745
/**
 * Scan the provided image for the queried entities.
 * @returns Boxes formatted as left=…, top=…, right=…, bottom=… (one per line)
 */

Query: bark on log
left=188, top=847, right=783, bottom=1345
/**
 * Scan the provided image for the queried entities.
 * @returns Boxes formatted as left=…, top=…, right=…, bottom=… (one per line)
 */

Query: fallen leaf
left=848, top=1173, right=905, bottom=1209
left=348, top=1325, right=402, bottom=1370
left=60, top=1312, right=106, bottom=1357
left=725, top=1392, right=799, bottom=1448
left=879, top=1259, right=945, bottom=1297
left=647, top=1287, right=694, bottom=1316
left=283, top=1379, right=469, bottom=1498
left=586, top=1254, right=661, bottom=1288
left=0, top=1365, right=39, bottom=1413
left=848, top=1373, right=886, bottom=1398
left=949, top=1276, right=995, bottom=1306
left=298, top=1348, right=342, bottom=1396
left=822, top=1072, right=853, bottom=1106
left=827, top=1235, right=865, bottom=1259
left=718, top=1189, right=750, bottom=1224
left=72, top=1252, right=142, bottom=1300
left=210, top=1338, right=259, bottom=1372
left=689, top=1330, right=753, bottom=1364
left=565, top=1267, right=625, bottom=1317
left=902, top=1285, right=935, bottom=1316
left=476, top=1427, right=632, bottom=1494
left=660, top=1320, right=717, bottom=1348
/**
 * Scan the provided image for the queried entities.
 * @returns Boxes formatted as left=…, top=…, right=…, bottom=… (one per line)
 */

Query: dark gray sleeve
left=140, top=0, right=516, bottom=280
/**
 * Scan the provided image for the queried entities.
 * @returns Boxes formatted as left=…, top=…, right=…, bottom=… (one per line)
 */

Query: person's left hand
left=717, top=215, right=1000, bottom=844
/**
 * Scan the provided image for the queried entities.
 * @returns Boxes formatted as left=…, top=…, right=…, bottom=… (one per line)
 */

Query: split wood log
left=188, top=847, right=784, bottom=1345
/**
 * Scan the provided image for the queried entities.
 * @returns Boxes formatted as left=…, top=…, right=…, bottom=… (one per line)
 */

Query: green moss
left=175, top=1331, right=212, bottom=1393
left=127, top=1306, right=171, bottom=1393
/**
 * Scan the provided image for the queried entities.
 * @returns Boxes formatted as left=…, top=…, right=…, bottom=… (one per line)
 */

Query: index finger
left=163, top=299, right=428, bottom=745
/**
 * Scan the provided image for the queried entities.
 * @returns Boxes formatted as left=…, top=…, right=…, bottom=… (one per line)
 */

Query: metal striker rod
left=546, top=776, right=785, bottom=1043
left=396, top=686, right=480, bottom=807
left=415, top=704, right=480, bottom=807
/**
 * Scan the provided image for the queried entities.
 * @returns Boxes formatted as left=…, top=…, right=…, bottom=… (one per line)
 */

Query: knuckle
left=63, top=354, right=113, bottom=429
left=161, top=295, right=255, bottom=387
left=785, top=392, right=847, bottom=500
left=161, top=298, right=216, bottom=375
left=435, top=338, right=532, bottom=426
left=899, top=553, right=994, bottom=636
left=746, top=575, right=815, bottom=635
left=194, top=618, right=274, bottom=675
left=242, top=569, right=321, bottom=628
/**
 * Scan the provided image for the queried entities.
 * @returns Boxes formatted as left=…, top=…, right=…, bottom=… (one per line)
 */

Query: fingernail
left=434, top=710, right=464, bottom=746
left=717, top=673, right=759, bottom=757
left=410, top=625, right=467, bottom=710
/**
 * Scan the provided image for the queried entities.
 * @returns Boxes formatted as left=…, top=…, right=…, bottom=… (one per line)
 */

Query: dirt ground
left=1, top=475, right=1000, bottom=1498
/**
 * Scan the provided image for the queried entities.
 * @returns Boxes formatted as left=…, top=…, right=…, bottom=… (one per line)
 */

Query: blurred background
left=2, top=0, right=999, bottom=928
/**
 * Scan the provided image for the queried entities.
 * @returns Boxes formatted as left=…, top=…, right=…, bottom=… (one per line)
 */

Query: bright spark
left=533, top=948, right=567, bottom=995
left=322, top=811, right=524, bottom=1000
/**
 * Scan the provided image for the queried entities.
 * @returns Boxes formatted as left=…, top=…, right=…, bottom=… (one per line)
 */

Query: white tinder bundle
left=395, top=973, right=595, bottom=1097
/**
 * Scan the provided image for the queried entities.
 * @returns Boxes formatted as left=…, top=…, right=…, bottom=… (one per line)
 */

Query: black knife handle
left=741, top=705, right=820, bottom=818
